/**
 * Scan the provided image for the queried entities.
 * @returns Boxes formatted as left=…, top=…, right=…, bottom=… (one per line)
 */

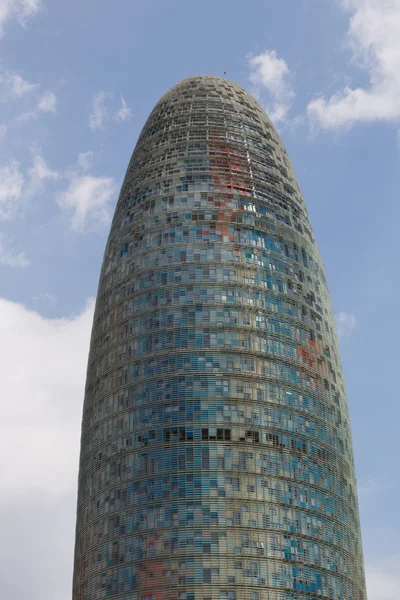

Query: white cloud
left=336, top=311, right=357, bottom=337
left=0, top=153, right=58, bottom=220
left=0, top=151, right=114, bottom=232
left=0, top=298, right=93, bottom=490
left=248, top=49, right=295, bottom=124
left=0, top=492, right=77, bottom=599
left=9, top=71, right=36, bottom=97
left=366, top=557, right=400, bottom=600
left=0, top=69, right=57, bottom=121
left=37, top=90, right=57, bottom=113
left=27, top=151, right=59, bottom=194
left=0, top=124, right=7, bottom=137
left=33, top=291, right=56, bottom=305
left=0, top=160, right=24, bottom=220
left=89, top=91, right=111, bottom=131
left=58, top=153, right=117, bottom=232
left=0, top=297, right=93, bottom=598
left=0, top=233, right=30, bottom=267
left=17, top=90, right=58, bottom=121
left=0, top=69, right=37, bottom=102
left=0, top=297, right=93, bottom=489
left=89, top=92, right=133, bottom=130
left=57, top=174, right=116, bottom=232
left=78, top=150, right=94, bottom=171
left=12, top=150, right=59, bottom=196
left=0, top=0, right=41, bottom=37
left=114, top=96, right=133, bottom=122
left=308, top=0, right=400, bottom=130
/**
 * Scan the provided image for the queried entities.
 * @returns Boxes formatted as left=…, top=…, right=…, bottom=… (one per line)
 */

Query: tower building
left=72, top=76, right=367, bottom=600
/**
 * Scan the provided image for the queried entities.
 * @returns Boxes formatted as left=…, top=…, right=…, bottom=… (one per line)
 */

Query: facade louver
left=72, top=75, right=367, bottom=600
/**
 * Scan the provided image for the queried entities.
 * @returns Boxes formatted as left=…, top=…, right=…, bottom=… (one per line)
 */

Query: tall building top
left=119, top=74, right=308, bottom=232
left=162, top=74, right=251, bottom=98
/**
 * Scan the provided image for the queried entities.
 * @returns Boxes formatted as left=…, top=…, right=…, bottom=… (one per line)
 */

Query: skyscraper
left=72, top=76, right=367, bottom=600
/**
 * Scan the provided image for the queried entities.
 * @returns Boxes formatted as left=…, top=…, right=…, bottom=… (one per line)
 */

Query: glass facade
left=72, top=76, right=367, bottom=600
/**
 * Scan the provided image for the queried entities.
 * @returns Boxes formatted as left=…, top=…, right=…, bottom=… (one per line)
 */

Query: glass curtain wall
left=72, top=76, right=367, bottom=600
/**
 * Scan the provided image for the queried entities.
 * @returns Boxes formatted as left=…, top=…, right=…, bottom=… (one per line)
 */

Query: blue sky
left=0, top=0, right=398, bottom=598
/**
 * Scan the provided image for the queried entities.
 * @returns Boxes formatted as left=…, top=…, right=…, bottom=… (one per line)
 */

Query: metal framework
left=72, top=76, right=367, bottom=600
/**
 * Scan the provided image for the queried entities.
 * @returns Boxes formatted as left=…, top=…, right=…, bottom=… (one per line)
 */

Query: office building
left=72, top=76, right=367, bottom=600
